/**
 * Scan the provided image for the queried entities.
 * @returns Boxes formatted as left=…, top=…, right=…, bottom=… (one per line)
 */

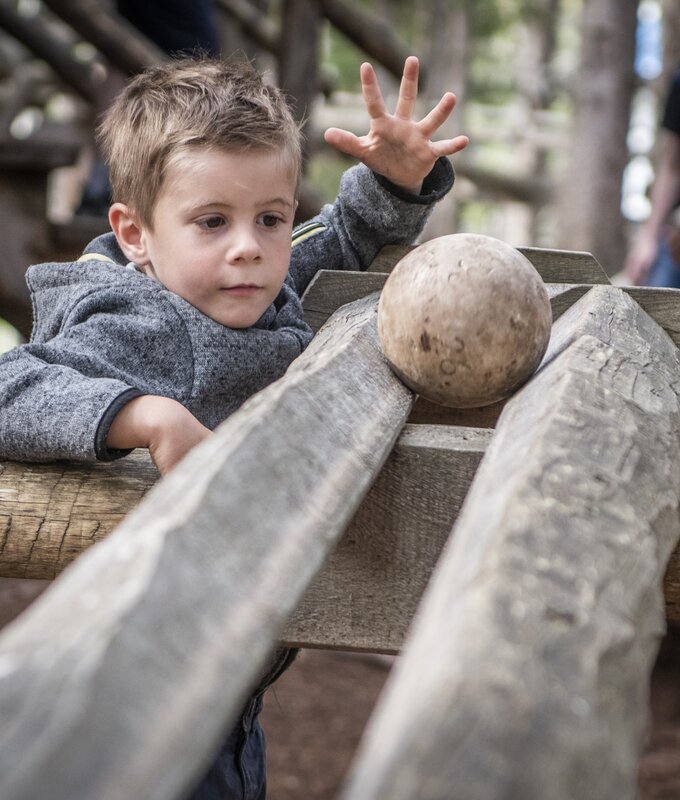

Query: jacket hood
left=26, top=233, right=154, bottom=343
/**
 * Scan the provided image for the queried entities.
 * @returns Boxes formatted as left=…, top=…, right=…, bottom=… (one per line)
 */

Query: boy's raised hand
left=324, top=56, right=468, bottom=195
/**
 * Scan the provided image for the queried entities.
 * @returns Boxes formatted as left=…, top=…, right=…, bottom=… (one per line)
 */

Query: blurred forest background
left=0, top=0, right=678, bottom=350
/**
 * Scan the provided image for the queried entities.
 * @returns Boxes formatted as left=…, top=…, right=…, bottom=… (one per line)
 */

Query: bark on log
left=341, top=286, right=680, bottom=800
left=0, top=294, right=413, bottom=800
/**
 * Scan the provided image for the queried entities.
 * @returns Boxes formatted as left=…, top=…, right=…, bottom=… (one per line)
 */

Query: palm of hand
left=324, top=56, right=468, bottom=194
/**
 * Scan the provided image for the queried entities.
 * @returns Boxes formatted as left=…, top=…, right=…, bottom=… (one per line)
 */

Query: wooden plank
left=1, top=426, right=490, bottom=653
left=407, top=396, right=504, bottom=428
left=0, top=294, right=413, bottom=800
left=302, top=270, right=386, bottom=332
left=518, top=245, right=609, bottom=284
left=283, top=424, right=491, bottom=652
left=341, top=286, right=680, bottom=800
left=365, top=243, right=610, bottom=284
left=303, top=271, right=680, bottom=352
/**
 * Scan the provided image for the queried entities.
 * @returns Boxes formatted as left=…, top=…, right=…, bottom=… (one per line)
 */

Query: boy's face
left=137, top=147, right=297, bottom=329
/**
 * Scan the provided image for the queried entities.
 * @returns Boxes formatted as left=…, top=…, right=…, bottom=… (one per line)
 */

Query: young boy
left=0, top=57, right=466, bottom=798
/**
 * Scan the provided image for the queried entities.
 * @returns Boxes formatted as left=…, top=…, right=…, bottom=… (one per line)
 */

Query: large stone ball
left=377, top=233, right=552, bottom=408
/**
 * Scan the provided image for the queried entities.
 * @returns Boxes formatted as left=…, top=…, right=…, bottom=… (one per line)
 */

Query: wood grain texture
left=0, top=426, right=490, bottom=653
left=365, top=243, right=610, bottom=284
left=341, top=287, right=680, bottom=800
left=0, top=294, right=413, bottom=800
left=283, top=424, right=491, bottom=653
left=0, top=452, right=158, bottom=579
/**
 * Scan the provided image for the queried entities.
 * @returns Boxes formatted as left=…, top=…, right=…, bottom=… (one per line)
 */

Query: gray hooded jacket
left=0, top=159, right=453, bottom=463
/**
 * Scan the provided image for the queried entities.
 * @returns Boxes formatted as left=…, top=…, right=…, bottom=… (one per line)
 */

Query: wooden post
left=279, top=0, right=321, bottom=143
left=340, top=286, right=680, bottom=800
left=0, top=295, right=412, bottom=800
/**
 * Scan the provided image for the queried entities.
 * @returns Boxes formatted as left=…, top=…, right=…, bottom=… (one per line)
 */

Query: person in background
left=625, top=67, right=680, bottom=287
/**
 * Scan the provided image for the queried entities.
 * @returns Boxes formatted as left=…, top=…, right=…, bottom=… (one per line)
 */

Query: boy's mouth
left=223, top=283, right=261, bottom=296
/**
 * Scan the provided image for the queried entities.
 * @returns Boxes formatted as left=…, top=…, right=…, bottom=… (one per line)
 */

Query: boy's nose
left=228, top=227, right=262, bottom=263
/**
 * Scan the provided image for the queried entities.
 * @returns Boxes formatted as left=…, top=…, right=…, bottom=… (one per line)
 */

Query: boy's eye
left=198, top=215, right=225, bottom=229
left=259, top=214, right=282, bottom=228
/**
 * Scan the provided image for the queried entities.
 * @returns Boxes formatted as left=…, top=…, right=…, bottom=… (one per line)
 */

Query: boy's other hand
left=324, top=56, right=469, bottom=195
left=107, top=395, right=212, bottom=476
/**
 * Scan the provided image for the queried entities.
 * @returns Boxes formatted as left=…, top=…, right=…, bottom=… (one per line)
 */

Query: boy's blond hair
left=98, top=58, right=302, bottom=227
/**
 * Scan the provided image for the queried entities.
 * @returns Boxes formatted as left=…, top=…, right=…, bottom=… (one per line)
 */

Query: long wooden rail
left=340, top=285, right=680, bottom=799
left=0, top=295, right=414, bottom=800
left=2, top=249, right=680, bottom=798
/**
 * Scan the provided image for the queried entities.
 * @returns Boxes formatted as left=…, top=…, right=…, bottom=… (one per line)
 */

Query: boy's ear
left=108, top=203, right=150, bottom=265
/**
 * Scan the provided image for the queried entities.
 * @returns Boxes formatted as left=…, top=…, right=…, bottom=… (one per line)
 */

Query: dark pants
left=186, top=649, right=297, bottom=799
left=187, top=695, right=266, bottom=800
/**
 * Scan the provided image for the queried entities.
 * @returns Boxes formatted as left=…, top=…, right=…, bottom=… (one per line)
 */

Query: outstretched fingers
left=394, top=55, right=420, bottom=119
left=324, top=127, right=365, bottom=159
left=359, top=62, right=387, bottom=119
left=419, top=92, right=458, bottom=138
left=431, top=134, right=470, bottom=158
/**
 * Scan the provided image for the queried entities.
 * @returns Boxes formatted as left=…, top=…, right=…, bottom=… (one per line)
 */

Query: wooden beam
left=302, top=270, right=680, bottom=352
left=282, top=424, right=491, bottom=652
left=341, top=286, right=680, bottom=800
left=215, top=0, right=336, bottom=97
left=0, top=425, right=490, bottom=654
left=366, top=243, right=610, bottom=284
left=42, top=0, right=165, bottom=75
left=0, top=294, right=413, bottom=800
left=0, top=0, right=97, bottom=101
left=216, top=0, right=280, bottom=53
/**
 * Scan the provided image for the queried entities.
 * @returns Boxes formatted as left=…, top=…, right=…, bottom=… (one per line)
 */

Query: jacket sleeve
left=288, top=156, right=454, bottom=296
left=0, top=290, right=193, bottom=463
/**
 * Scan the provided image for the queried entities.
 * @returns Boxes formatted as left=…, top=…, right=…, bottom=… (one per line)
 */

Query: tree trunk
left=556, top=0, right=639, bottom=275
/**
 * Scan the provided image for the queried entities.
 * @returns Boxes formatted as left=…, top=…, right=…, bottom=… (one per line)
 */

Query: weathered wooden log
left=0, top=0, right=98, bottom=101
left=340, top=286, right=680, bottom=800
left=42, top=0, right=166, bottom=75
left=0, top=294, right=413, bottom=800
left=0, top=425, right=490, bottom=652
left=216, top=0, right=279, bottom=52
